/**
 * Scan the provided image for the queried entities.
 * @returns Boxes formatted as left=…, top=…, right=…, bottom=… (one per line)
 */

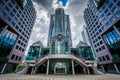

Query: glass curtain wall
left=49, top=59, right=72, bottom=74
left=51, top=39, right=68, bottom=54
left=78, top=46, right=94, bottom=60
left=57, top=9, right=63, bottom=33
left=0, top=22, right=17, bottom=60
left=103, top=28, right=120, bottom=59
left=26, top=46, right=41, bottom=60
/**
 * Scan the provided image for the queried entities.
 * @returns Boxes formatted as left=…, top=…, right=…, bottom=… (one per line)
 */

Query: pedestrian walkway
left=0, top=73, right=120, bottom=80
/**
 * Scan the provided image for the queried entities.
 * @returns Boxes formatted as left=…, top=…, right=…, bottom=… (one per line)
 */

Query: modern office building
left=0, top=0, right=36, bottom=73
left=20, top=7, right=103, bottom=75
left=84, top=0, right=120, bottom=74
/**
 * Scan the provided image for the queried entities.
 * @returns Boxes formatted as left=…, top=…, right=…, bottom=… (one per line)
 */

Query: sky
left=27, top=0, right=88, bottom=53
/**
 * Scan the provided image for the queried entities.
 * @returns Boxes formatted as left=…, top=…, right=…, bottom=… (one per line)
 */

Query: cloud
left=66, top=0, right=88, bottom=47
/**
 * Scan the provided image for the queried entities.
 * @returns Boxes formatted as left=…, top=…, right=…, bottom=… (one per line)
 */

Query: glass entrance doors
left=54, top=66, right=67, bottom=74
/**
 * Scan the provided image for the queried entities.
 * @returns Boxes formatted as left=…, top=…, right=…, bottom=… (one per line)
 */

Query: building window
left=105, top=55, right=110, bottom=60
left=98, top=36, right=101, bottom=39
left=116, top=11, right=120, bottom=18
left=113, top=0, right=118, bottom=3
left=108, top=2, right=113, bottom=9
left=11, top=54, right=15, bottom=59
left=104, top=8, right=108, bottom=14
left=96, top=49, right=98, bottom=52
left=112, top=6, right=118, bottom=13
left=10, top=12, right=14, bottom=17
left=99, top=57, right=102, bottom=62
left=0, top=1, right=4, bottom=7
left=102, top=56, right=106, bottom=61
left=11, top=0, right=15, bottom=4
left=19, top=47, right=22, bottom=51
left=15, top=25, right=19, bottom=29
left=21, top=42, right=23, bottom=46
left=94, top=44, right=96, bottom=48
left=6, top=16, right=11, bottom=22
left=102, top=45, right=105, bottom=50
left=22, top=49, right=24, bottom=52
left=97, top=43, right=100, bottom=46
left=15, top=56, right=18, bottom=60
left=16, top=45, right=19, bottom=49
left=100, top=41, right=103, bottom=44
left=99, top=47, right=102, bottom=51
left=19, top=28, right=22, bottom=32
left=13, top=8, right=17, bottom=13
left=8, top=2, right=13, bottom=8
left=18, top=40, right=21, bottom=44
left=107, top=12, right=112, bottom=18
left=11, top=21, right=15, bottom=26
left=4, top=6, right=10, bottom=13
left=19, top=57, right=21, bottom=61
left=17, top=13, right=20, bottom=17
left=0, top=10, right=6, bottom=17
left=117, top=1, right=120, bottom=7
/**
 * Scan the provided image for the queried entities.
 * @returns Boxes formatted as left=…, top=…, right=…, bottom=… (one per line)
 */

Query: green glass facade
left=78, top=46, right=94, bottom=60
left=26, top=46, right=41, bottom=60
left=77, top=41, right=95, bottom=60
left=26, top=41, right=43, bottom=60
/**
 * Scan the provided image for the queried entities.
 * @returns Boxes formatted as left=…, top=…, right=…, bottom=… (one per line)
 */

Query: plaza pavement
left=0, top=73, right=120, bottom=80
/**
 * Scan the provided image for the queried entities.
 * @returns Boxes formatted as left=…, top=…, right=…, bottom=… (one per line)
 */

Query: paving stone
left=0, top=73, right=120, bottom=80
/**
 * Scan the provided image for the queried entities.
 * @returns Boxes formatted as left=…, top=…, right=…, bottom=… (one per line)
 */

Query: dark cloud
left=32, top=0, right=53, bottom=9
left=66, top=0, right=88, bottom=46
left=32, top=0, right=54, bottom=17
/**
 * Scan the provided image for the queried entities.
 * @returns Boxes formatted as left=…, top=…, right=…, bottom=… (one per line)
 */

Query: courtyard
left=0, top=73, right=120, bottom=80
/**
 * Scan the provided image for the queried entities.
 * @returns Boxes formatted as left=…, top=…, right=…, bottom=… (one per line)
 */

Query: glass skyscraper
left=23, top=7, right=102, bottom=75
left=84, top=0, right=120, bottom=74
left=0, top=0, right=36, bottom=73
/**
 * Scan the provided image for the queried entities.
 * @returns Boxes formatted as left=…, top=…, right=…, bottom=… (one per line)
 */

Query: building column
left=113, top=26, right=120, bottom=36
left=114, top=64, right=120, bottom=74
left=1, top=63, right=7, bottom=74
left=71, top=59, right=75, bottom=75
left=101, top=66, right=105, bottom=72
left=65, top=67, right=67, bottom=74
left=15, top=65, right=18, bottom=73
left=31, top=67, right=34, bottom=74
left=46, top=60, right=49, bottom=75
left=87, top=67, right=90, bottom=74
left=83, top=67, right=86, bottom=74
left=33, top=67, right=37, bottom=74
